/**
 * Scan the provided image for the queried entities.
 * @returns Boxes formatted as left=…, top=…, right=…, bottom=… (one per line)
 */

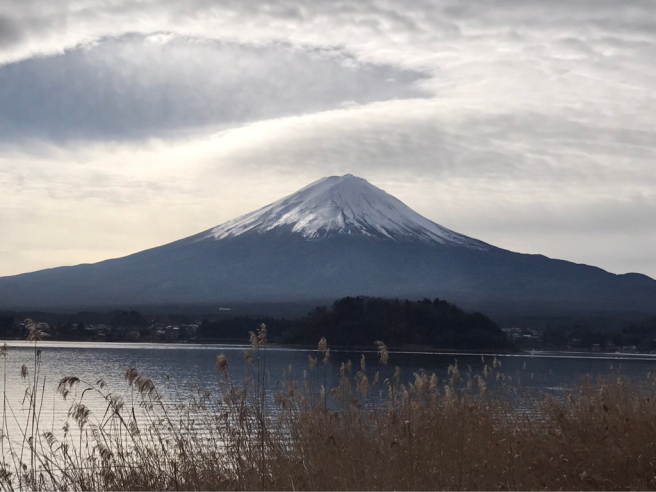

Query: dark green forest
left=198, top=296, right=509, bottom=349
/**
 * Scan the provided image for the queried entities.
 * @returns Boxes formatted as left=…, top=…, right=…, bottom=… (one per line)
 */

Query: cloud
left=1, top=98, right=655, bottom=278
left=191, top=100, right=655, bottom=195
left=0, top=0, right=655, bottom=280
left=0, top=34, right=428, bottom=142
left=0, top=15, right=22, bottom=48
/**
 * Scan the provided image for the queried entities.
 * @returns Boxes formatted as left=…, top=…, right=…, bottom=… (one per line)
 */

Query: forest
left=198, top=296, right=509, bottom=349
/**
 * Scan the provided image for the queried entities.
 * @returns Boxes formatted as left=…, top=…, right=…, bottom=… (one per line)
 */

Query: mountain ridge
left=0, top=174, right=654, bottom=315
left=204, top=174, right=487, bottom=248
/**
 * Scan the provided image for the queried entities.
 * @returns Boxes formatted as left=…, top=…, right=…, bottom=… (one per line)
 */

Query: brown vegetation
left=0, top=322, right=655, bottom=490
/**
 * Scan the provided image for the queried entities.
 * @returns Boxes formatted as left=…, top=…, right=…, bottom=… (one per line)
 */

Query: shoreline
left=2, top=338, right=656, bottom=360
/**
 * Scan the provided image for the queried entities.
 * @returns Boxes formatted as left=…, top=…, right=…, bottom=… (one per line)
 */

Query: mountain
left=206, top=174, right=483, bottom=247
left=1, top=174, right=655, bottom=316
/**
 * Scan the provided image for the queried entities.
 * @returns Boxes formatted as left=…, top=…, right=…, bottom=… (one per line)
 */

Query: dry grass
left=0, top=328, right=655, bottom=490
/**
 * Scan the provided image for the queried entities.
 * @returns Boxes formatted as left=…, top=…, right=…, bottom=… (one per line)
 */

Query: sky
left=0, top=0, right=655, bottom=278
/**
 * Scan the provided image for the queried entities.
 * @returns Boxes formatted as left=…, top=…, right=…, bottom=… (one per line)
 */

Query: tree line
left=197, top=296, right=510, bottom=349
left=543, top=317, right=656, bottom=351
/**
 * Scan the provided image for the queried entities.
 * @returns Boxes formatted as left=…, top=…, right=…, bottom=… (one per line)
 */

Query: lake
left=1, top=340, right=655, bottom=447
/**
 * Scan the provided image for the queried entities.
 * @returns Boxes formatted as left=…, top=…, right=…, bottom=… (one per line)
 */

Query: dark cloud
left=0, top=34, right=429, bottom=142
left=0, top=15, right=21, bottom=48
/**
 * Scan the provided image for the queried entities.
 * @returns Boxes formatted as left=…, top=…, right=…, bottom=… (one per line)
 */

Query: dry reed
left=0, top=331, right=654, bottom=491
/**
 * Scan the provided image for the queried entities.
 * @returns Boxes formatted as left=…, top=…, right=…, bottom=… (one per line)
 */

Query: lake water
left=1, top=340, right=655, bottom=449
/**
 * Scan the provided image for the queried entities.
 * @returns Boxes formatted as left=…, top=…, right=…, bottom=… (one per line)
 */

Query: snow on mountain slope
left=205, top=174, right=486, bottom=248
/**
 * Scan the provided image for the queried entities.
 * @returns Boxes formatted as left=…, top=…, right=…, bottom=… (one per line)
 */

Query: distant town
left=1, top=302, right=655, bottom=353
left=0, top=312, right=201, bottom=343
left=500, top=327, right=646, bottom=354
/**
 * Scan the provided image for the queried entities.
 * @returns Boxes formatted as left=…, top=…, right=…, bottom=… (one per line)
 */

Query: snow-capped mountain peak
left=205, top=174, right=485, bottom=248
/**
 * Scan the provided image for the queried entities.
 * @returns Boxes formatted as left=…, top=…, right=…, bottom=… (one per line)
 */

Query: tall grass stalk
left=0, top=335, right=655, bottom=490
